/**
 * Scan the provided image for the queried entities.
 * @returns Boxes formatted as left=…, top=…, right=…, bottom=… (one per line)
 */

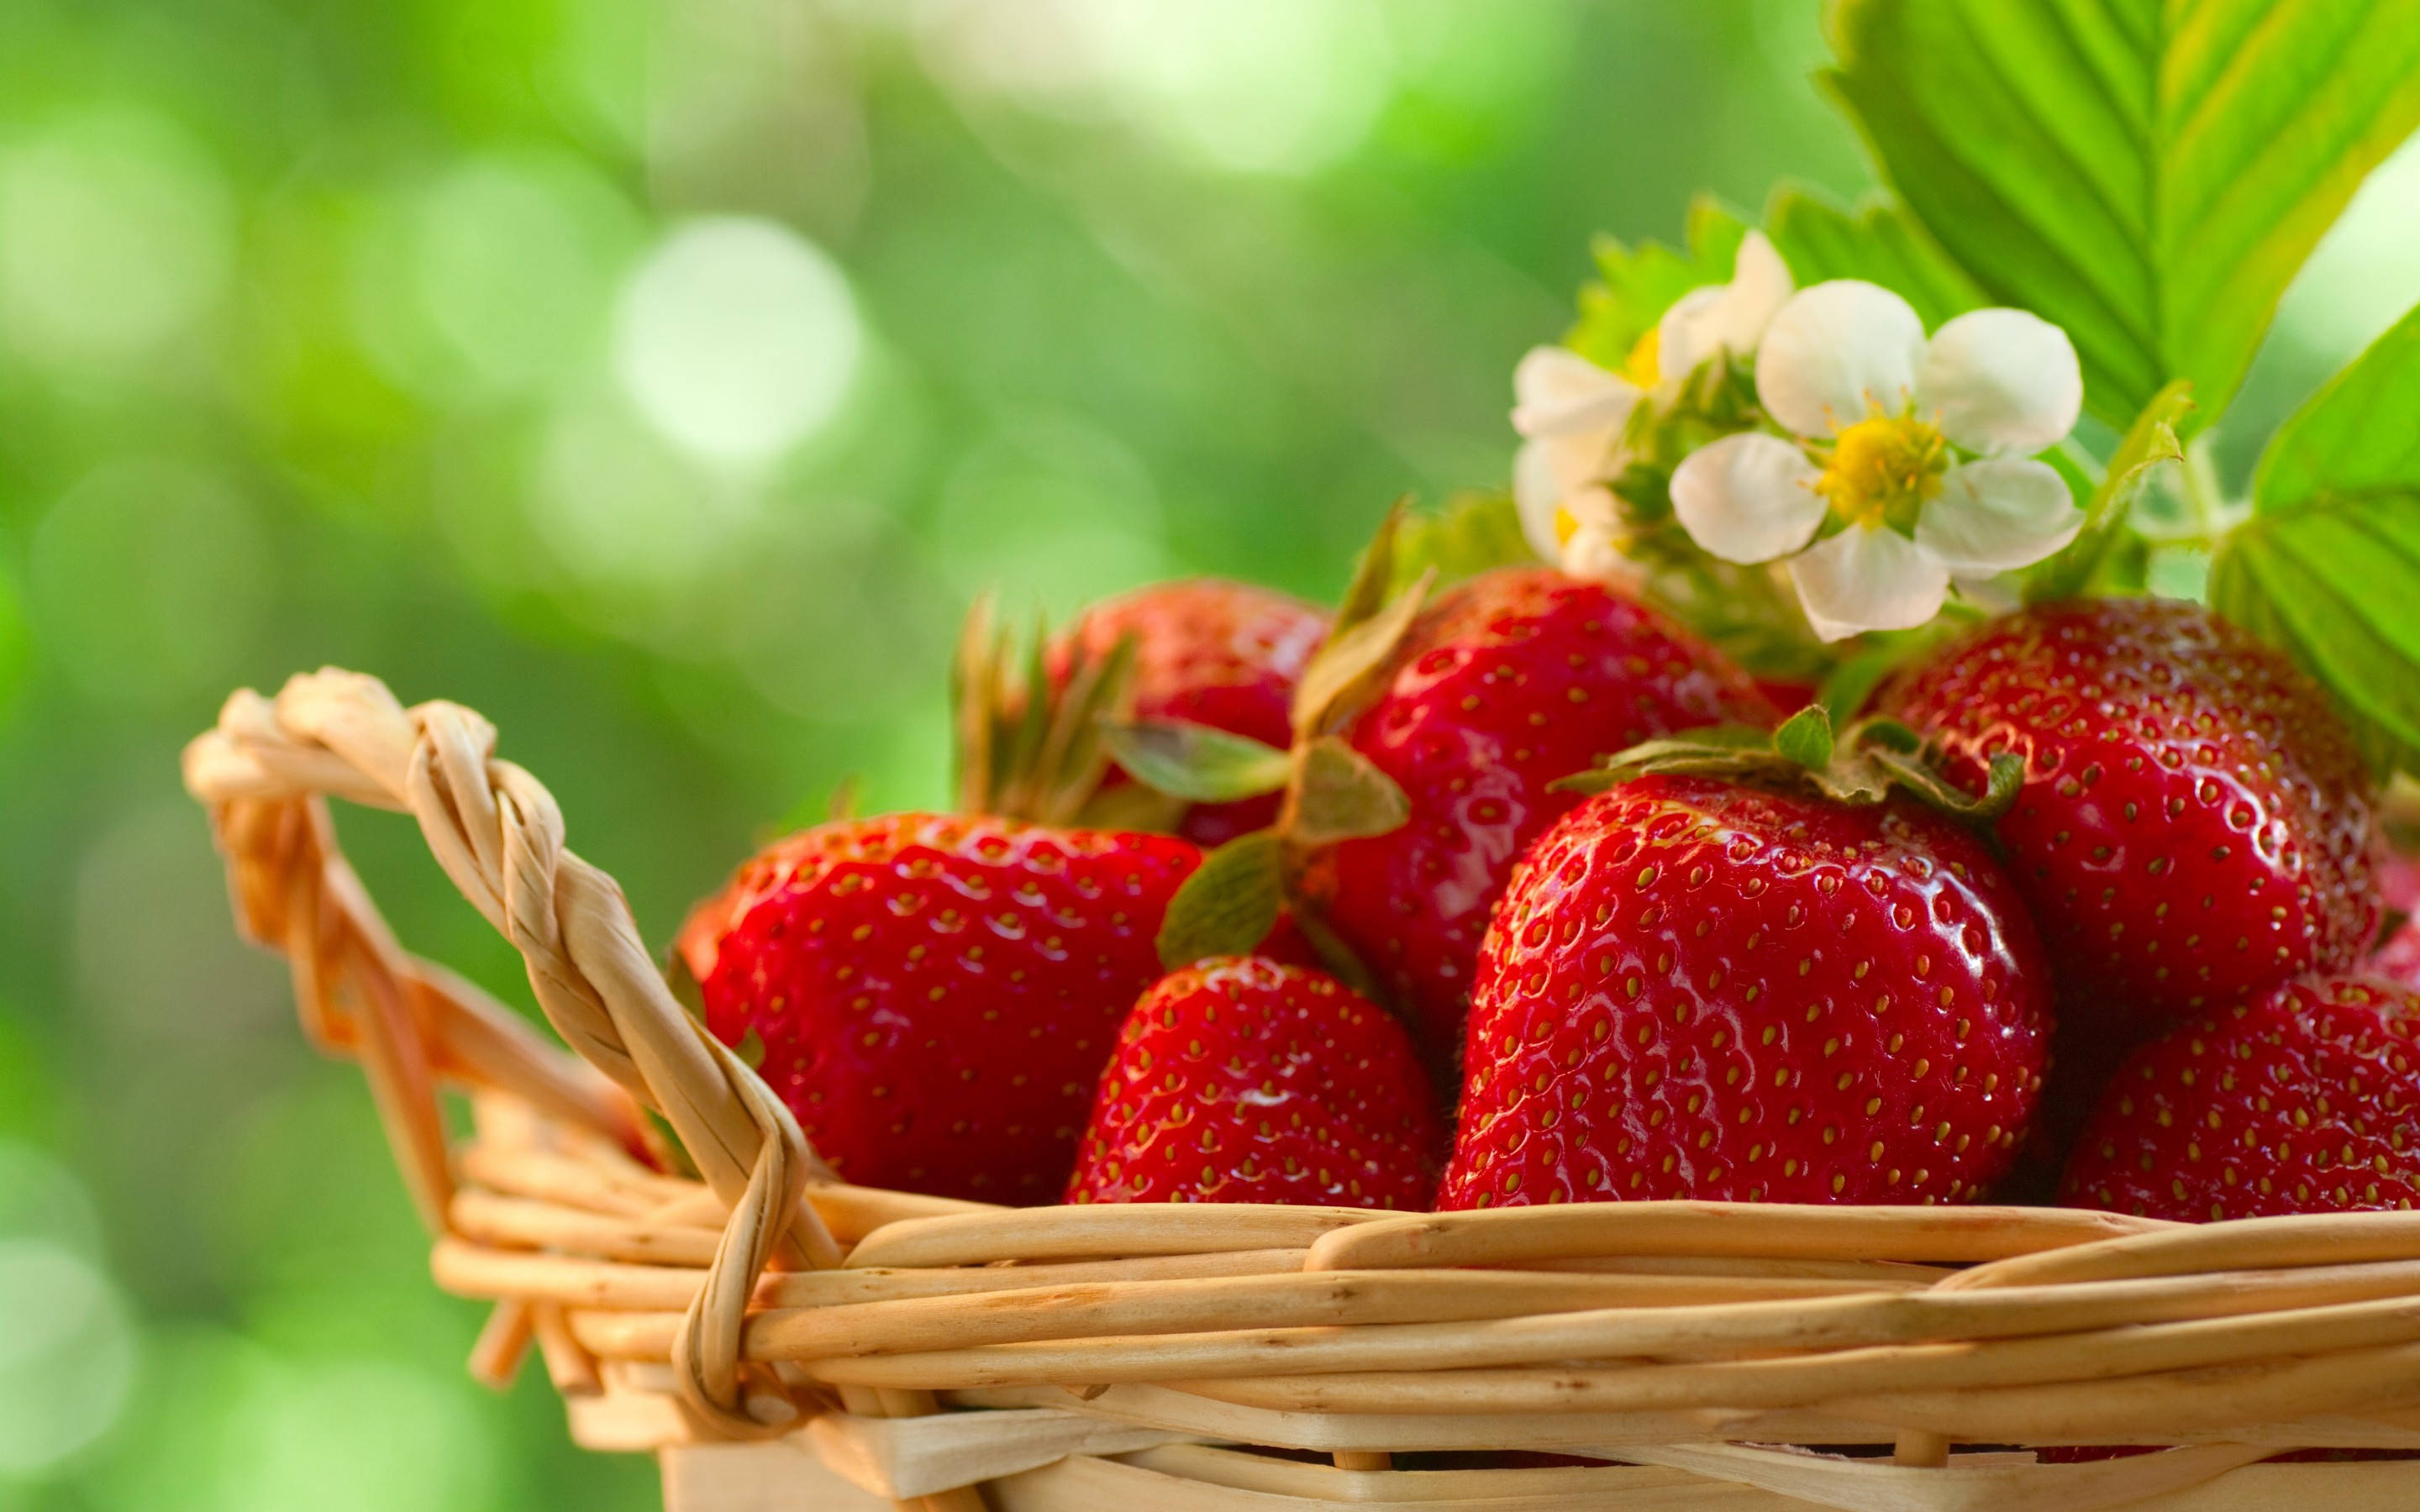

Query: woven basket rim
left=183, top=668, right=2420, bottom=1511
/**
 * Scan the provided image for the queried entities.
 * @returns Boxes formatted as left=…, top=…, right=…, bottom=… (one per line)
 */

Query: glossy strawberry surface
left=1438, top=775, right=2052, bottom=1209
left=678, top=813, right=1202, bottom=1202
left=2061, top=972, right=2420, bottom=1221
left=1055, top=578, right=1328, bottom=847
left=1883, top=598, right=2379, bottom=1036
left=1066, top=956, right=1439, bottom=1208
left=1316, top=569, right=1773, bottom=1071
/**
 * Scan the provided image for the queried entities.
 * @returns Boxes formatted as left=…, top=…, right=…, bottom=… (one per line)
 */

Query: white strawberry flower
left=1669, top=281, right=2084, bottom=642
left=1511, top=231, right=1796, bottom=573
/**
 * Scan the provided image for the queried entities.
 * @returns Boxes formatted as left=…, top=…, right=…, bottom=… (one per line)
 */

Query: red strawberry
left=1052, top=579, right=1328, bottom=847
left=1066, top=956, right=1439, bottom=1209
left=1312, top=568, right=1774, bottom=1068
left=1437, top=774, right=2052, bottom=1209
left=1751, top=676, right=1820, bottom=715
left=676, top=813, right=1202, bottom=1202
left=2060, top=972, right=2420, bottom=1221
left=1881, top=597, right=2381, bottom=1036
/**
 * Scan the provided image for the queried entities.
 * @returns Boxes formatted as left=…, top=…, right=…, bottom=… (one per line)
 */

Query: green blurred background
left=2, top=1, right=2417, bottom=1505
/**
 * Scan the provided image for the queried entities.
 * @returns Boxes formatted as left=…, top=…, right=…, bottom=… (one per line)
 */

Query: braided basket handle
left=184, top=668, right=839, bottom=1432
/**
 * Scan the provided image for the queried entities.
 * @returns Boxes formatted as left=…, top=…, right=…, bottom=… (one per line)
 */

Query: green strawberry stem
left=2025, top=381, right=2192, bottom=606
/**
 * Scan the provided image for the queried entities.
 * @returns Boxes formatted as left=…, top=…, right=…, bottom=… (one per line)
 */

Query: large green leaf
left=1824, top=0, right=2420, bottom=430
left=2210, top=493, right=2420, bottom=774
left=2255, top=302, right=2420, bottom=508
left=1761, top=185, right=1984, bottom=331
left=2214, top=302, right=2420, bottom=774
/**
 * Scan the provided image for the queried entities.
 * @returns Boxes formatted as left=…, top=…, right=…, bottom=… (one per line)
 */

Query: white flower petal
left=1914, top=457, right=2084, bottom=572
left=1787, top=524, right=1951, bottom=642
left=1560, top=481, right=1622, bottom=533
left=1560, top=517, right=1645, bottom=591
left=1514, top=433, right=1618, bottom=560
left=1654, top=231, right=1796, bottom=381
left=1655, top=285, right=1728, bottom=380
left=1953, top=570, right=2023, bottom=616
left=1512, top=347, right=1640, bottom=438
left=1670, top=431, right=1826, bottom=564
left=1512, top=439, right=1569, bottom=561
left=1917, top=307, right=2082, bottom=454
left=1721, top=230, right=1796, bottom=347
left=1755, top=281, right=1927, bottom=438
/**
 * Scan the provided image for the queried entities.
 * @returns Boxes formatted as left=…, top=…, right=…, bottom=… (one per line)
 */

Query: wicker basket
left=183, top=669, right=2420, bottom=1511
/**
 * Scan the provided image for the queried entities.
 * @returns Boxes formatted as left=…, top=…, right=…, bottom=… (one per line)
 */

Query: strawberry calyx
left=1555, top=703, right=2024, bottom=827
left=1123, top=502, right=1429, bottom=980
left=953, top=593, right=1170, bottom=829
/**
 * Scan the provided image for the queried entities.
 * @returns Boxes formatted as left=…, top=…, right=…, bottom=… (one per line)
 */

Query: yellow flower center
left=1622, top=327, right=1661, bottom=389
left=1553, top=506, right=1581, bottom=546
left=1817, top=413, right=1947, bottom=531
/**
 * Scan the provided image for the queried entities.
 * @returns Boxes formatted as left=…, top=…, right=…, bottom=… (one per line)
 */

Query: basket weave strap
left=184, top=667, right=839, bottom=1433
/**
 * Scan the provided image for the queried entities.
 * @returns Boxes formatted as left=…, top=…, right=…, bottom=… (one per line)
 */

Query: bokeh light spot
left=0, top=1239, right=138, bottom=1476
left=612, top=217, right=863, bottom=468
left=411, top=149, right=642, bottom=400
left=101, top=1336, right=502, bottom=1512
left=531, top=391, right=750, bottom=595
left=28, top=460, right=271, bottom=709
left=0, top=1142, right=105, bottom=1261
left=0, top=107, right=234, bottom=371
left=923, top=0, right=1399, bottom=176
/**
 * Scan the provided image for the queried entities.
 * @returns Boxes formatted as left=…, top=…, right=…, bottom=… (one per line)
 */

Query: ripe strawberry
left=676, top=813, right=1203, bottom=1202
left=1437, top=774, right=2052, bottom=1209
left=1881, top=597, right=2381, bottom=1035
left=1312, top=567, right=1774, bottom=1068
left=2061, top=972, right=2420, bottom=1221
left=1052, top=579, right=1328, bottom=847
left=1751, top=676, right=1819, bottom=715
left=1066, top=956, right=1439, bottom=1209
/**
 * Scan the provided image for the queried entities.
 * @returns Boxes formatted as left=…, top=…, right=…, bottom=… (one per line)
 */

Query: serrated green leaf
left=1155, top=829, right=1286, bottom=970
left=1762, top=184, right=1984, bottom=330
left=1099, top=719, right=1292, bottom=803
left=1288, top=737, right=1410, bottom=848
left=2026, top=380, right=2192, bottom=603
left=1566, top=197, right=1749, bottom=370
left=2214, top=299, right=2420, bottom=777
left=1824, top=0, right=2420, bottom=430
left=2256, top=300, right=2420, bottom=510
left=1390, top=491, right=1537, bottom=593
left=2211, top=492, right=2420, bottom=775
